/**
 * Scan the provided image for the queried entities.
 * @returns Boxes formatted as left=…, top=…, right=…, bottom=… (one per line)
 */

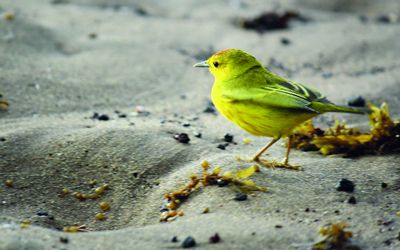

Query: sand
left=1, top=0, right=400, bottom=249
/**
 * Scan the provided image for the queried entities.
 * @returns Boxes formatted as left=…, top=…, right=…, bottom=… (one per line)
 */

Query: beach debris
left=95, top=187, right=104, bottom=194
left=217, top=144, right=227, bottom=150
left=348, top=196, right=357, bottom=204
left=0, top=93, right=9, bottom=109
left=90, top=112, right=110, bottom=121
left=238, top=9, right=305, bottom=33
left=234, top=193, right=248, bottom=201
left=203, top=207, right=210, bottom=214
left=63, top=225, right=90, bottom=233
left=182, top=236, right=196, bottom=248
left=100, top=202, right=110, bottom=211
left=347, top=95, right=366, bottom=107
left=161, top=161, right=266, bottom=222
left=209, top=233, right=220, bottom=244
left=5, top=180, right=13, bottom=187
left=243, top=138, right=250, bottom=144
left=289, top=102, right=400, bottom=157
left=96, top=213, right=104, bottom=220
left=203, top=101, right=217, bottom=114
left=192, top=131, right=202, bottom=138
left=224, top=133, right=234, bottom=142
left=131, top=106, right=150, bottom=116
left=292, top=222, right=359, bottom=249
left=4, top=13, right=14, bottom=21
left=336, top=179, right=355, bottom=192
left=173, top=133, right=190, bottom=143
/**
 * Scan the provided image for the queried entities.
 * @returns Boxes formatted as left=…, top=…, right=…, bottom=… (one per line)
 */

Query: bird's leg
left=281, top=134, right=293, bottom=165
left=252, top=137, right=280, bottom=169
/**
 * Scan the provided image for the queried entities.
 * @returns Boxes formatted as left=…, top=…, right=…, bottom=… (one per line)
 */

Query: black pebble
left=381, top=182, right=388, bottom=188
left=348, top=196, right=357, bottom=204
left=209, top=233, right=220, bottom=244
left=204, top=101, right=216, bottom=113
left=0, top=138, right=5, bottom=141
left=217, top=179, right=229, bottom=187
left=224, top=133, right=234, bottom=142
left=347, top=95, right=366, bottom=107
left=174, top=133, right=190, bottom=143
left=305, top=208, right=310, bottom=212
left=171, top=236, right=179, bottom=242
left=336, top=178, right=355, bottom=192
left=60, top=237, right=69, bottom=244
left=217, top=144, right=226, bottom=150
left=182, top=236, right=196, bottom=248
left=235, top=193, right=248, bottom=201
left=91, top=112, right=109, bottom=121
left=192, top=131, right=202, bottom=138
left=281, top=37, right=291, bottom=45
left=37, top=209, right=50, bottom=216
left=275, top=225, right=283, bottom=228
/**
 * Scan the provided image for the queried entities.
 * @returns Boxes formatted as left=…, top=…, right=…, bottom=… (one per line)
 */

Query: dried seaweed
left=161, top=162, right=266, bottom=222
left=292, top=222, right=360, bottom=250
left=289, top=102, right=400, bottom=157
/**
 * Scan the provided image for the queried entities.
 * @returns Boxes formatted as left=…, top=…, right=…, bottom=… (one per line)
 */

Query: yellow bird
left=194, top=49, right=370, bottom=168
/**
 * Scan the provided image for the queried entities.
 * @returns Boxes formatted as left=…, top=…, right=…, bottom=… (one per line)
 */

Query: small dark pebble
left=348, top=196, right=357, bottom=204
left=224, top=133, right=234, bottom=142
left=334, top=210, right=340, bottom=214
left=322, top=72, right=333, bottom=78
left=37, top=209, right=50, bottom=216
left=305, top=208, right=310, bottom=212
left=88, top=33, right=97, bottom=39
left=171, top=236, right=179, bottom=242
left=370, top=66, right=385, bottom=74
left=159, top=205, right=169, bottom=212
left=182, top=236, right=196, bottom=248
left=91, top=112, right=109, bottom=121
left=378, top=218, right=394, bottom=226
left=60, top=237, right=69, bottom=244
left=383, top=239, right=392, bottom=246
left=217, top=179, right=229, bottom=187
left=0, top=138, right=6, bottom=141
left=180, top=95, right=186, bottom=99
left=336, top=178, right=355, bottom=192
left=347, top=95, right=366, bottom=107
left=52, top=0, right=69, bottom=4
left=281, top=37, right=291, bottom=45
left=381, top=182, right=388, bottom=188
left=209, top=233, right=220, bottom=244
left=275, top=225, right=283, bottom=228
left=234, top=193, right=247, bottom=201
left=204, top=101, right=216, bottom=113
left=217, top=144, right=226, bottom=150
left=134, top=7, right=148, bottom=16
left=174, top=133, right=190, bottom=143
left=192, top=131, right=202, bottom=138
left=182, top=122, right=191, bottom=127
left=239, top=10, right=299, bottom=33
left=377, top=13, right=399, bottom=23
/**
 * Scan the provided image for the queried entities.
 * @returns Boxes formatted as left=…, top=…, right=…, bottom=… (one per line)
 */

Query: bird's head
left=193, top=49, right=263, bottom=82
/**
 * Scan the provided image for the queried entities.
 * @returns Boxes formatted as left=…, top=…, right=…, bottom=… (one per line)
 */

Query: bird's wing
left=277, top=80, right=333, bottom=104
left=221, top=83, right=322, bottom=113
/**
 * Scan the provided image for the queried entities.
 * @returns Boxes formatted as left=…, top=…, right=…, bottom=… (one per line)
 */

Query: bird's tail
left=327, top=105, right=372, bottom=114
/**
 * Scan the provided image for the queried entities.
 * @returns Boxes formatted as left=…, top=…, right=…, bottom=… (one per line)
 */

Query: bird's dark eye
left=213, top=62, right=219, bottom=68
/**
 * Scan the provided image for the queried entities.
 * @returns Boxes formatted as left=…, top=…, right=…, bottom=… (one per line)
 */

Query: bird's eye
left=213, top=62, right=219, bottom=68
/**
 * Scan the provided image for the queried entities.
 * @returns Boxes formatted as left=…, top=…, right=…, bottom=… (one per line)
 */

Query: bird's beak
left=193, top=61, right=210, bottom=68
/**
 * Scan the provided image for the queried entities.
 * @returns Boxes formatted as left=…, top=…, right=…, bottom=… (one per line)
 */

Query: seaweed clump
left=161, top=162, right=266, bottom=222
left=290, top=102, right=400, bottom=157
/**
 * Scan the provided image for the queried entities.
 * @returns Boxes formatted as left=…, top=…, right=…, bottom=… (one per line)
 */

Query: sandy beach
left=1, top=0, right=400, bottom=249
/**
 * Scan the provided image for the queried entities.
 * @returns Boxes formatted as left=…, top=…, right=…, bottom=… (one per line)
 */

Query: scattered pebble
left=243, top=138, right=250, bottom=144
left=178, top=211, right=184, bottom=216
left=90, top=112, right=110, bottom=121
left=347, top=96, right=366, bottom=107
left=114, top=110, right=127, bottom=118
left=381, top=182, right=388, bottom=188
left=203, top=101, right=216, bottom=113
left=234, top=193, right=248, bottom=201
left=4, top=13, right=14, bottom=20
left=275, top=225, right=283, bottom=228
left=348, top=196, right=357, bottom=204
left=60, top=237, right=69, bottom=244
left=305, top=208, right=310, bottom=212
left=224, top=133, right=234, bottom=142
left=322, top=72, right=333, bottom=78
left=173, top=133, right=190, bottom=143
left=376, top=13, right=399, bottom=23
left=217, top=179, right=229, bottom=187
left=209, top=233, right=220, bottom=244
left=171, top=236, right=179, bottom=242
left=336, top=178, right=355, bottom=192
left=203, top=207, right=210, bottom=213
left=182, top=122, right=191, bottom=127
left=192, top=131, right=202, bottom=138
left=182, top=236, right=196, bottom=248
left=95, top=187, right=104, bottom=194
left=5, top=180, right=13, bottom=187
left=281, top=37, right=291, bottom=45
left=217, top=144, right=226, bottom=150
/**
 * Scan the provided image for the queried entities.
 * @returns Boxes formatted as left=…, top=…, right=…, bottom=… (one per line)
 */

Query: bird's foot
left=237, top=155, right=302, bottom=170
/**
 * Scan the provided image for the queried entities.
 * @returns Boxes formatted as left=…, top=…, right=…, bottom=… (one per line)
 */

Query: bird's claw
left=237, top=155, right=302, bottom=170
